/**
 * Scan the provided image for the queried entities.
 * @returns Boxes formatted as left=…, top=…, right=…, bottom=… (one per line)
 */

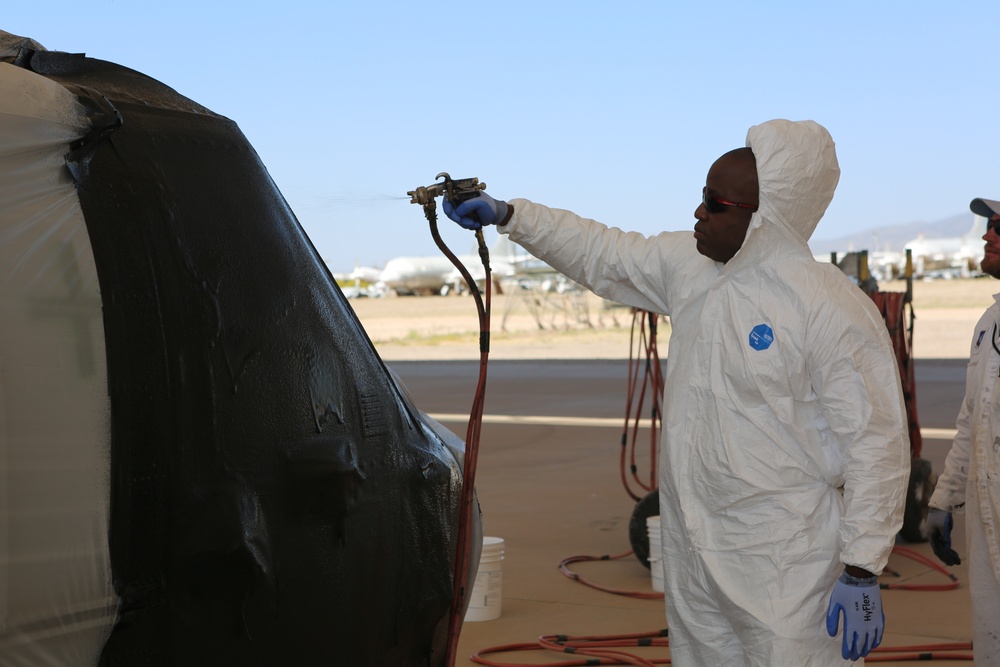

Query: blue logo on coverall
left=748, top=324, right=774, bottom=351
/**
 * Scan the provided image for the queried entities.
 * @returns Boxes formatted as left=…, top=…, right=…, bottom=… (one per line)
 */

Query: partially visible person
left=443, top=119, right=910, bottom=665
left=927, top=196, right=1000, bottom=665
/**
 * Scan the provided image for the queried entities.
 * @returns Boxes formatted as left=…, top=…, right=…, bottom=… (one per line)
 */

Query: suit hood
left=745, top=119, right=840, bottom=244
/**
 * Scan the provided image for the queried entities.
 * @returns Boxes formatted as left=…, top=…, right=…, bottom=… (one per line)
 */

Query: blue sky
left=6, top=2, right=998, bottom=273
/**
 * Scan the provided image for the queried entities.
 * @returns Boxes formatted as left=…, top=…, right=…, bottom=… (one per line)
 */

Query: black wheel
left=628, top=491, right=660, bottom=569
left=899, top=457, right=935, bottom=543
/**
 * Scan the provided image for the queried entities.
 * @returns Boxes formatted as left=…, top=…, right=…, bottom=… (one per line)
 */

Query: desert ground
left=349, top=278, right=998, bottom=362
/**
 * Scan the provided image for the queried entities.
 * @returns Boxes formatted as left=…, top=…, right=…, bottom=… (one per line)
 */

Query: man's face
left=981, top=214, right=1000, bottom=278
left=693, top=150, right=759, bottom=264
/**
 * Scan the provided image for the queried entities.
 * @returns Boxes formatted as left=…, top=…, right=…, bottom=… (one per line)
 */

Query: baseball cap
left=970, top=198, right=1000, bottom=218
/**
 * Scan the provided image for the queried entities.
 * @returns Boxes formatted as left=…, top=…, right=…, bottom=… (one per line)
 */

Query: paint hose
left=415, top=195, right=492, bottom=667
left=470, top=632, right=973, bottom=665
left=621, top=309, right=663, bottom=501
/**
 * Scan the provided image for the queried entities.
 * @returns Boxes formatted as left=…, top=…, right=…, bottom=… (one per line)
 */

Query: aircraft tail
left=966, top=213, right=983, bottom=239
left=490, top=233, right=521, bottom=262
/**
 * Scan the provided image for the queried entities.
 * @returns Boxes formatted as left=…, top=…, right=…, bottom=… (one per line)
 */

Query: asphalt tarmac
left=388, top=358, right=975, bottom=666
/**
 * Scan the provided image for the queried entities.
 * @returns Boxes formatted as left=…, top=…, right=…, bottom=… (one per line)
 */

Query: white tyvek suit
left=929, top=298, right=1000, bottom=664
left=497, top=120, right=909, bottom=666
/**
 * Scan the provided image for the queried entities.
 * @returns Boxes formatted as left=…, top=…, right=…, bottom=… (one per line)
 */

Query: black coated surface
left=18, top=48, right=463, bottom=666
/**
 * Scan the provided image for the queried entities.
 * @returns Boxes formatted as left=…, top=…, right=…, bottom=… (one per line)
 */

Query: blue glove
left=442, top=191, right=509, bottom=230
left=927, top=508, right=961, bottom=565
left=825, top=571, right=884, bottom=661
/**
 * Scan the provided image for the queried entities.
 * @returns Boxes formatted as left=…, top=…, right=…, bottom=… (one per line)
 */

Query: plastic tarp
left=0, top=33, right=475, bottom=666
left=0, top=59, right=115, bottom=665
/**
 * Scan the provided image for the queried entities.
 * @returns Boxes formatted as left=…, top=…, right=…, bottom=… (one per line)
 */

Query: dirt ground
left=349, top=278, right=999, bottom=361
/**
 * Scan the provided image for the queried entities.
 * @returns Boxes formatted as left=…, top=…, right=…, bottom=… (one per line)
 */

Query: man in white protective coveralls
left=443, top=119, right=910, bottom=665
left=926, top=196, right=1000, bottom=666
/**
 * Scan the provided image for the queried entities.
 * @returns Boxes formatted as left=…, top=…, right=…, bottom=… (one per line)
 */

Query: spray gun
left=407, top=171, right=486, bottom=208
left=408, top=171, right=492, bottom=276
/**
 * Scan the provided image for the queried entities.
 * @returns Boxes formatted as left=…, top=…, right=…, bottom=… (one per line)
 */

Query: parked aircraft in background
left=814, top=214, right=987, bottom=282
left=379, top=247, right=517, bottom=296
left=377, top=255, right=459, bottom=296
left=903, top=214, right=985, bottom=278
left=347, top=213, right=991, bottom=299
left=815, top=249, right=906, bottom=284
left=332, top=263, right=386, bottom=298
left=373, top=234, right=584, bottom=296
left=330, top=237, right=528, bottom=297
left=348, top=264, right=382, bottom=284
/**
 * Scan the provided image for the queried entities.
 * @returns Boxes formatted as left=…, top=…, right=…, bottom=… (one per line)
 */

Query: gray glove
left=927, top=508, right=961, bottom=566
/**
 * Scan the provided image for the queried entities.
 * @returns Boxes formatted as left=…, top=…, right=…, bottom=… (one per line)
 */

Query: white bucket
left=465, top=536, right=505, bottom=622
left=647, top=516, right=664, bottom=593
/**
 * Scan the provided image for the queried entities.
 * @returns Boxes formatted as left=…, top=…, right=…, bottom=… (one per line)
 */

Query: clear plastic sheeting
left=0, top=61, right=116, bottom=664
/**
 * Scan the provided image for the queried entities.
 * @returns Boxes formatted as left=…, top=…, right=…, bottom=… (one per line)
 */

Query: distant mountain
left=810, top=213, right=976, bottom=255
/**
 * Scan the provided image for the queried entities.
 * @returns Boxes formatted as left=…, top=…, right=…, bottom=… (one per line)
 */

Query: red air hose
left=868, top=290, right=922, bottom=458
left=470, top=634, right=974, bottom=665
left=620, top=310, right=663, bottom=502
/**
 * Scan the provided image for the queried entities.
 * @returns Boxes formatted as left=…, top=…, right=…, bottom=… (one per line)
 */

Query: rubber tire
left=628, top=491, right=660, bottom=569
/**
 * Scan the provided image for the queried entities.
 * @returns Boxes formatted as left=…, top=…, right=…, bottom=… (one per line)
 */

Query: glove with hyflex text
left=927, top=508, right=962, bottom=565
left=442, top=191, right=510, bottom=230
left=825, top=571, right=884, bottom=661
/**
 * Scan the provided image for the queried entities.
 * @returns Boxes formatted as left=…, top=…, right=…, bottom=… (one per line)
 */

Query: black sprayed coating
left=25, top=50, right=465, bottom=666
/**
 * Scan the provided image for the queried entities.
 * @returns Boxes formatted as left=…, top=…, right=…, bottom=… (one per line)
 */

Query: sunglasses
left=702, top=186, right=758, bottom=215
left=988, top=217, right=1000, bottom=236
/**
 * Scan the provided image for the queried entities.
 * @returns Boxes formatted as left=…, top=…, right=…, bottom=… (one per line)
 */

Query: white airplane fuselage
left=379, top=256, right=457, bottom=295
